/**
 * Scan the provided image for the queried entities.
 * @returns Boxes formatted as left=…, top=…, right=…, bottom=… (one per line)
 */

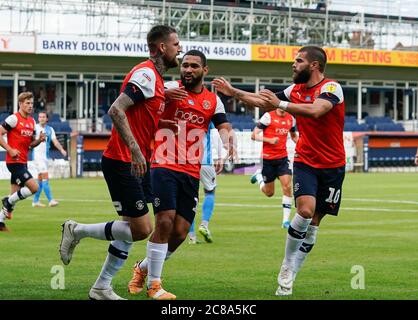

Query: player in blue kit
left=188, top=122, right=224, bottom=244
left=32, top=112, right=67, bottom=208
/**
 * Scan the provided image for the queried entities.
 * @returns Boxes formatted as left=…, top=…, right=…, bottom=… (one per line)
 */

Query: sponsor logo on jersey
left=188, top=99, right=195, bottom=105
left=203, top=100, right=211, bottom=110
left=305, top=96, right=311, bottom=101
left=20, top=129, right=33, bottom=137
left=142, top=73, right=151, bottom=82
left=276, top=128, right=289, bottom=135
left=174, top=109, right=205, bottom=124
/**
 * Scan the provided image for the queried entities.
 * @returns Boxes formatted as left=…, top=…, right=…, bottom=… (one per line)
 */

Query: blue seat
left=49, top=113, right=61, bottom=123
left=102, top=114, right=112, bottom=124
left=59, top=121, right=72, bottom=132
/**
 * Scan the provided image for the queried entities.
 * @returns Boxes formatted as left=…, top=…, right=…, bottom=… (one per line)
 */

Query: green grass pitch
left=0, top=173, right=417, bottom=300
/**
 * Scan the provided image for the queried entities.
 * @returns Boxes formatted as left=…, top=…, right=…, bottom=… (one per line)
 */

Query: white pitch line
left=214, top=203, right=418, bottom=213
left=344, top=198, right=418, bottom=205
left=218, top=196, right=418, bottom=205
left=56, top=198, right=418, bottom=213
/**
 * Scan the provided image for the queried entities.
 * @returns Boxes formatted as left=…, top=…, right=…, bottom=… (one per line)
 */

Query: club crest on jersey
left=188, top=99, right=195, bottom=105
left=203, top=100, right=211, bottom=110
left=305, top=96, right=311, bottom=101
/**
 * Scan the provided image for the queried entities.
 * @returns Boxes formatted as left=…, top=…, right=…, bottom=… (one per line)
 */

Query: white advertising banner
left=36, top=35, right=251, bottom=60
left=0, top=35, right=35, bottom=53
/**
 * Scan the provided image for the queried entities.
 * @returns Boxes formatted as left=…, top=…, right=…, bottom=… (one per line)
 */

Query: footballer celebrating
left=213, top=46, right=346, bottom=296
left=59, top=25, right=182, bottom=300
left=127, top=50, right=235, bottom=300
left=250, top=108, right=298, bottom=229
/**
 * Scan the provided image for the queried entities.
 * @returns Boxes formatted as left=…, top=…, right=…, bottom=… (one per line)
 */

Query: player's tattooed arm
left=108, top=92, right=147, bottom=177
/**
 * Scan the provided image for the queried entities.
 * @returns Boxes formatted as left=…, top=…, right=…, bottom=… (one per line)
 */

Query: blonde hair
left=18, top=91, right=34, bottom=103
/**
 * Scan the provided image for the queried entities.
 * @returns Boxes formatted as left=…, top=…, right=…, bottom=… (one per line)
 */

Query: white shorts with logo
left=200, top=165, right=217, bottom=191
left=33, top=159, right=48, bottom=174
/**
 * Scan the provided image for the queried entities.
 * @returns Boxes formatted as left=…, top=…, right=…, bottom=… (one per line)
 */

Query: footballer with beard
left=59, top=25, right=182, bottom=300
left=126, top=50, right=236, bottom=299
left=212, top=46, right=346, bottom=297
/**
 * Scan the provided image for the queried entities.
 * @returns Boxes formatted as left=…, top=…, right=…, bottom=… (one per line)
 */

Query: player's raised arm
left=258, top=88, right=334, bottom=119
left=212, top=77, right=272, bottom=110
left=108, top=92, right=146, bottom=177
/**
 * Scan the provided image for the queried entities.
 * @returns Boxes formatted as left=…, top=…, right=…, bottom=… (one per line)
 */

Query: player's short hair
left=147, top=25, right=177, bottom=54
left=298, top=46, right=327, bottom=72
left=18, top=91, right=33, bottom=103
left=183, top=50, right=207, bottom=67
left=39, top=111, right=48, bottom=118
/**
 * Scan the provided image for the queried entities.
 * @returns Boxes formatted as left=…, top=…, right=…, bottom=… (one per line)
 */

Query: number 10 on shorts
left=325, top=187, right=340, bottom=204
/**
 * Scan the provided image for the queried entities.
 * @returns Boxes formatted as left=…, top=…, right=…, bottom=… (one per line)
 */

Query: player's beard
left=163, top=55, right=179, bottom=69
left=181, top=73, right=203, bottom=90
left=293, top=66, right=311, bottom=84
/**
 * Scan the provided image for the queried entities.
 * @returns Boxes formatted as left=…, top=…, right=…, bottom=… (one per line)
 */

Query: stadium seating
left=49, top=121, right=72, bottom=133
left=344, top=122, right=369, bottom=132
left=0, top=112, right=11, bottom=122
left=102, top=114, right=113, bottom=131
left=368, top=147, right=416, bottom=168
left=49, top=113, right=61, bottom=123
left=227, top=113, right=255, bottom=131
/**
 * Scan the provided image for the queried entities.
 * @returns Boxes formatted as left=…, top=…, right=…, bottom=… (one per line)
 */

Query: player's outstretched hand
left=61, top=150, right=68, bottom=157
left=130, top=147, right=147, bottom=178
left=158, top=119, right=180, bottom=135
left=259, top=89, right=280, bottom=111
left=212, top=77, right=235, bottom=96
left=165, top=86, right=188, bottom=101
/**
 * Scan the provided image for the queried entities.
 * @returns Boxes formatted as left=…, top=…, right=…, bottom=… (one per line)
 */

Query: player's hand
left=415, top=156, right=418, bottom=166
left=61, top=150, right=67, bottom=157
left=259, top=89, right=280, bottom=111
left=214, top=158, right=224, bottom=175
left=130, top=147, right=147, bottom=178
left=8, top=148, right=20, bottom=159
left=211, top=77, right=235, bottom=96
left=158, top=119, right=180, bottom=135
left=270, top=137, right=279, bottom=145
left=39, top=132, right=46, bottom=142
left=165, top=86, right=188, bottom=101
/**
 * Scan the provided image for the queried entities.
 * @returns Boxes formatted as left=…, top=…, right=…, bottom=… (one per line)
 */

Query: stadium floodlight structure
left=0, top=0, right=418, bottom=50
